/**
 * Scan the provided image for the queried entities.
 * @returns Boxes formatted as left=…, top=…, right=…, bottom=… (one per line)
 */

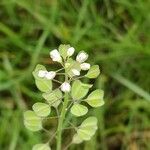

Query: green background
left=0, top=0, right=150, bottom=149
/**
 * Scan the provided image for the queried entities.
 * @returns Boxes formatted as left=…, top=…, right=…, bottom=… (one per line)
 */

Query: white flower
left=72, top=69, right=80, bottom=76
left=50, top=49, right=62, bottom=62
left=60, top=82, right=71, bottom=92
left=45, top=71, right=56, bottom=80
left=76, top=51, right=88, bottom=63
left=67, top=47, right=75, bottom=56
left=80, top=63, right=91, bottom=70
left=38, top=70, right=47, bottom=78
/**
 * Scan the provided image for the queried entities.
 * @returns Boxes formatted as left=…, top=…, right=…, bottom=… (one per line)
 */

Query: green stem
left=56, top=93, right=69, bottom=150
left=56, top=73, right=69, bottom=150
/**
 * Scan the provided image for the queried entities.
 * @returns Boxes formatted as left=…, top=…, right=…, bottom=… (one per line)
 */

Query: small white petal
left=60, top=82, right=71, bottom=92
left=45, top=71, right=56, bottom=80
left=76, top=51, right=88, bottom=63
left=72, top=69, right=80, bottom=76
left=80, top=63, right=91, bottom=70
left=67, top=47, right=75, bottom=56
left=38, top=70, right=47, bottom=78
left=50, top=49, right=62, bottom=62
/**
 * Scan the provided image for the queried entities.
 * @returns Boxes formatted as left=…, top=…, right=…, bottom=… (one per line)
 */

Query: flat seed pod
left=85, top=89, right=104, bottom=107
left=42, top=89, right=63, bottom=108
left=32, top=64, right=46, bottom=80
left=77, top=117, right=98, bottom=141
left=32, top=102, right=51, bottom=117
left=35, top=79, right=52, bottom=93
left=85, top=65, right=100, bottom=78
left=24, top=120, right=42, bottom=132
left=32, top=143, right=51, bottom=150
left=58, top=44, right=70, bottom=59
left=71, top=103, right=88, bottom=117
left=71, top=80, right=92, bottom=100
left=72, top=133, right=83, bottom=144
left=24, top=110, right=42, bottom=131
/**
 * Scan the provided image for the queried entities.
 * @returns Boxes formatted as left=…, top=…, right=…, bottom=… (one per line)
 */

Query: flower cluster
left=37, top=45, right=91, bottom=92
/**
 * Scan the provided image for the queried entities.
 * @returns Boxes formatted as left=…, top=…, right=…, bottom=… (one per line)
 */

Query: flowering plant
left=23, top=44, right=104, bottom=150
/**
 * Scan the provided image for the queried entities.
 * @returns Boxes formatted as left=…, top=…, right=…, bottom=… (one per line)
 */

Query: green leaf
left=42, top=89, right=63, bottom=108
left=77, top=117, right=98, bottom=141
left=32, top=64, right=46, bottom=80
left=32, top=102, right=51, bottom=117
left=72, top=133, right=83, bottom=144
left=24, top=110, right=42, bottom=131
left=35, top=79, right=52, bottom=93
left=32, top=64, right=52, bottom=93
left=71, top=80, right=92, bottom=100
left=65, top=58, right=81, bottom=77
left=85, top=65, right=100, bottom=78
left=85, top=89, right=104, bottom=107
left=71, top=103, right=88, bottom=117
left=58, top=44, right=70, bottom=59
left=32, top=144, right=51, bottom=150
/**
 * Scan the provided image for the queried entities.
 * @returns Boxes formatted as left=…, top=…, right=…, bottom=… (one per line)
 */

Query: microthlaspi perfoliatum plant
left=23, top=44, right=104, bottom=150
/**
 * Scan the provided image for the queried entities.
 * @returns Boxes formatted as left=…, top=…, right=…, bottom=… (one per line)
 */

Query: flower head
left=67, top=47, right=75, bottom=56
left=60, top=82, right=71, bottom=92
left=76, top=51, right=88, bottom=63
left=50, top=49, right=62, bottom=62
left=38, top=70, right=47, bottom=78
left=45, top=71, right=56, bottom=80
left=80, top=63, right=91, bottom=70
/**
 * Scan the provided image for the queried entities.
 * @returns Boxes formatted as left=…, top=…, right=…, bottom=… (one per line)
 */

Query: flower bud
left=76, top=51, right=88, bottom=63
left=38, top=70, right=47, bottom=78
left=45, top=71, right=56, bottom=80
left=50, top=49, right=62, bottom=62
left=72, top=69, right=80, bottom=76
left=67, top=47, right=75, bottom=56
left=60, top=82, right=71, bottom=92
left=80, top=63, right=91, bottom=70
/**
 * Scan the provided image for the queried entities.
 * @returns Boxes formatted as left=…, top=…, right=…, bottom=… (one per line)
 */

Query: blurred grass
left=0, top=0, right=150, bottom=149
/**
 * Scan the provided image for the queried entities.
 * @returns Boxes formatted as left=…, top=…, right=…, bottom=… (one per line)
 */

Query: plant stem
left=56, top=93, right=69, bottom=150
left=56, top=73, right=69, bottom=150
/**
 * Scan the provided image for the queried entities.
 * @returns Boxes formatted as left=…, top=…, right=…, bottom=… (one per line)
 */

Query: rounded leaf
left=32, top=102, right=51, bottom=117
left=85, top=89, right=104, bottom=107
left=32, top=143, right=51, bottom=150
left=71, top=80, right=92, bottom=100
left=23, top=110, right=42, bottom=131
left=71, top=103, right=88, bottom=117
left=85, top=65, right=100, bottom=78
